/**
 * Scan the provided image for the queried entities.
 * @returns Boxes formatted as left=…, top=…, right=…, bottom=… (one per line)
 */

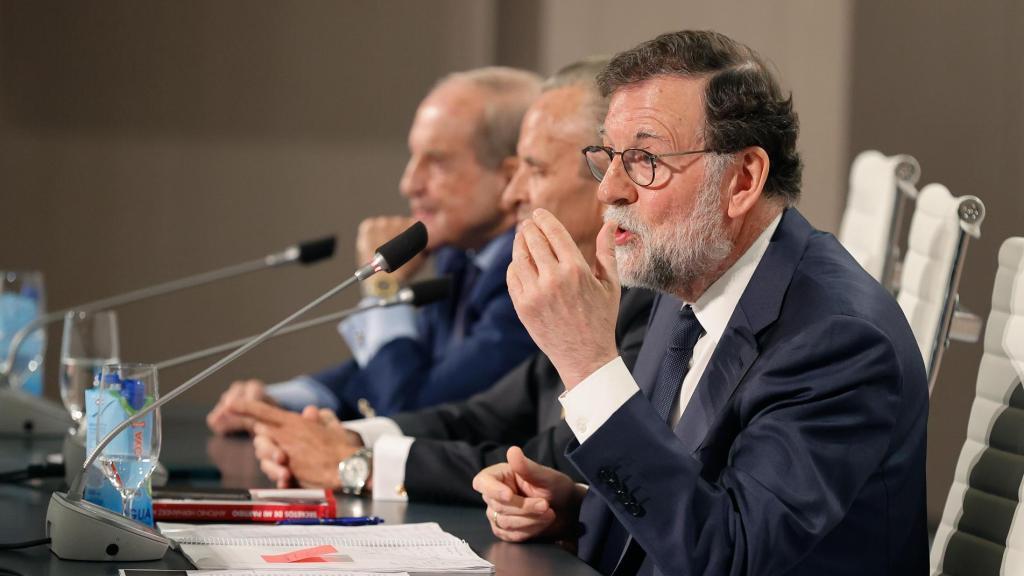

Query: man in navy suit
left=207, top=67, right=541, bottom=433
left=472, top=31, right=929, bottom=575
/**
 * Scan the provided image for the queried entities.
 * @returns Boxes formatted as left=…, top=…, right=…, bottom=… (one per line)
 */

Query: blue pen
left=277, top=516, right=385, bottom=526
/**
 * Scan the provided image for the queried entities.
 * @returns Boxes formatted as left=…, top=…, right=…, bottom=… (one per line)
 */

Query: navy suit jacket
left=568, top=209, right=929, bottom=576
left=393, top=288, right=655, bottom=505
left=313, top=230, right=538, bottom=419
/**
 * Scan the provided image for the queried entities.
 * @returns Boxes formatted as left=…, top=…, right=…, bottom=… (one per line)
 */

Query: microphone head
left=297, top=235, right=337, bottom=264
left=404, top=276, right=453, bottom=307
left=375, top=221, right=428, bottom=272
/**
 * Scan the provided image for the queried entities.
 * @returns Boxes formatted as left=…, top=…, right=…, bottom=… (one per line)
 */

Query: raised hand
left=507, top=209, right=621, bottom=389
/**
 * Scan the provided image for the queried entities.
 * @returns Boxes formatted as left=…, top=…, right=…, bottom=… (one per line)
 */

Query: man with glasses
left=473, top=31, right=928, bottom=575
left=207, top=67, right=541, bottom=434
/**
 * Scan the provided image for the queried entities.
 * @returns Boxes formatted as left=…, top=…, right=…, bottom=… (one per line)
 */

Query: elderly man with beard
left=472, top=31, right=929, bottom=576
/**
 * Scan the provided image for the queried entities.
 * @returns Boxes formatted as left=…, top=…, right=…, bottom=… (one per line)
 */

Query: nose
left=502, top=164, right=529, bottom=212
left=597, top=156, right=639, bottom=206
left=399, top=156, right=425, bottom=199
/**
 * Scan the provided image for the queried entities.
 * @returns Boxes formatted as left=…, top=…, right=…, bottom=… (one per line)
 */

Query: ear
left=725, top=146, right=770, bottom=219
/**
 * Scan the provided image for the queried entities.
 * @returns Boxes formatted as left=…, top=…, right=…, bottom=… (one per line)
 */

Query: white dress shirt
left=560, top=215, right=781, bottom=443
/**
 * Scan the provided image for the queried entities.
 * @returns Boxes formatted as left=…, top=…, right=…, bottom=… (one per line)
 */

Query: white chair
left=896, top=184, right=985, bottom=393
left=838, top=150, right=920, bottom=291
left=930, top=237, right=1024, bottom=576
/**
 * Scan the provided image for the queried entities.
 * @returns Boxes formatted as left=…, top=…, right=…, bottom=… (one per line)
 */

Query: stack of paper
left=119, top=565, right=407, bottom=569
left=159, top=522, right=493, bottom=573
left=120, top=571, right=409, bottom=576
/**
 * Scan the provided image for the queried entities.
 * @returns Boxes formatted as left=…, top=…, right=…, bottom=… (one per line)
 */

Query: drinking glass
left=93, top=362, right=161, bottom=519
left=61, top=310, right=120, bottom=434
left=0, top=270, right=46, bottom=394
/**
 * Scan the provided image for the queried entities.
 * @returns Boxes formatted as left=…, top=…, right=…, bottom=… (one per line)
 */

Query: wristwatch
left=338, top=447, right=373, bottom=496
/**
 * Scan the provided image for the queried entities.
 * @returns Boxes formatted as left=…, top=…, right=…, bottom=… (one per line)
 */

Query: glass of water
left=61, top=310, right=120, bottom=434
left=93, top=362, right=161, bottom=519
left=0, top=270, right=47, bottom=394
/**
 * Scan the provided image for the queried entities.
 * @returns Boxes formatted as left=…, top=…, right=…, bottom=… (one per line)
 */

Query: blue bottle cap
left=121, top=378, right=146, bottom=410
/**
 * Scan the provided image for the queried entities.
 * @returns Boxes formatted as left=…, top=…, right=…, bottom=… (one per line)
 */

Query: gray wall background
left=1, top=0, right=1021, bottom=530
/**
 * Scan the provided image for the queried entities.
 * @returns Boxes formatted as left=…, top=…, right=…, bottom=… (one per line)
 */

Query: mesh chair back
left=930, top=237, right=1024, bottom=576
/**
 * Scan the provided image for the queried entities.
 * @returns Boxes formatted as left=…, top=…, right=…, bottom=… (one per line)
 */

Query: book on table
left=152, top=487, right=335, bottom=523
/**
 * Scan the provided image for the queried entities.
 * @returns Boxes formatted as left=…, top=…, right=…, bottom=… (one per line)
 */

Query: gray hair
left=438, top=67, right=542, bottom=169
left=542, top=56, right=611, bottom=132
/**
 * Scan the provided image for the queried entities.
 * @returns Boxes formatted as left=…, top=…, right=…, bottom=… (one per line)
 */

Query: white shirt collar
left=688, top=213, right=782, bottom=342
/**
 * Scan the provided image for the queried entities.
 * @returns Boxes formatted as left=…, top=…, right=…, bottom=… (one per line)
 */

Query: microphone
left=0, top=235, right=336, bottom=436
left=56, top=276, right=452, bottom=488
left=45, top=221, right=427, bottom=561
left=355, top=221, right=428, bottom=279
left=154, top=276, right=453, bottom=371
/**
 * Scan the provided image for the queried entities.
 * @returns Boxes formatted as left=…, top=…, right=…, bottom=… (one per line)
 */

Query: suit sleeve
left=330, top=288, right=536, bottom=417
left=568, top=316, right=905, bottom=576
left=392, top=354, right=543, bottom=444
left=399, top=292, right=654, bottom=505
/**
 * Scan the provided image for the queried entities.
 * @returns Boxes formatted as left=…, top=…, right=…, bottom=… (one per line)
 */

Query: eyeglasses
left=581, top=145, right=715, bottom=187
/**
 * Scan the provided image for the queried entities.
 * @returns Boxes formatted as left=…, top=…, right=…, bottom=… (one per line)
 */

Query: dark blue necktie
left=650, top=305, right=703, bottom=423
left=623, top=306, right=703, bottom=576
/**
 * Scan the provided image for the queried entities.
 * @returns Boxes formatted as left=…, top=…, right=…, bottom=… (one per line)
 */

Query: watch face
left=341, top=455, right=369, bottom=486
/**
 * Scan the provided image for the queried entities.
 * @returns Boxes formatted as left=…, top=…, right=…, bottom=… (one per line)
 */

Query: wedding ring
left=493, top=510, right=501, bottom=529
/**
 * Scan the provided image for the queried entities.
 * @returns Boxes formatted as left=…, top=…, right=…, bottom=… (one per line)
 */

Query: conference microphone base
left=46, top=491, right=170, bottom=561
left=0, top=388, right=72, bottom=437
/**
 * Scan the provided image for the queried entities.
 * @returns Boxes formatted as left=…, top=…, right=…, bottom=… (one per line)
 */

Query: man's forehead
left=601, top=75, right=706, bottom=140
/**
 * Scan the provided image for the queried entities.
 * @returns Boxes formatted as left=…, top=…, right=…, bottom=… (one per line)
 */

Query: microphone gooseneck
left=0, top=235, right=338, bottom=385
left=67, top=223, right=427, bottom=501
left=154, top=275, right=453, bottom=372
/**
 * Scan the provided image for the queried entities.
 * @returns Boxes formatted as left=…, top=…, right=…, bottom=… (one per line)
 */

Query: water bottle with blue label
left=0, top=271, right=46, bottom=395
left=84, top=365, right=160, bottom=527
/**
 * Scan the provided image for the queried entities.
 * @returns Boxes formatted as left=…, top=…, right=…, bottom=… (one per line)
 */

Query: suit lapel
left=462, top=229, right=515, bottom=320
left=674, top=208, right=814, bottom=452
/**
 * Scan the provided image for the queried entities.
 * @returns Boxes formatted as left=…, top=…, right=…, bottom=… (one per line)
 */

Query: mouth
left=516, top=207, right=532, bottom=225
left=614, top=225, right=635, bottom=246
left=411, top=207, right=436, bottom=222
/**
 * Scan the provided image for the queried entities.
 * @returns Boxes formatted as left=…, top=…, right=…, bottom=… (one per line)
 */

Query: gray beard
left=606, top=168, right=733, bottom=296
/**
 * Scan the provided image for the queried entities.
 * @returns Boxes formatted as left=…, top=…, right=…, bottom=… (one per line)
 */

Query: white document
left=121, top=565, right=405, bottom=569
left=158, top=521, right=493, bottom=573
left=119, top=571, right=408, bottom=576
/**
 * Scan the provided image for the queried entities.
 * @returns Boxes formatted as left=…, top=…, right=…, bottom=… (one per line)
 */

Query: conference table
left=0, top=414, right=599, bottom=575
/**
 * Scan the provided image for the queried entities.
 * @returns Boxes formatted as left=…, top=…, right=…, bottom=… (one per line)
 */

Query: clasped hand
left=473, top=447, right=585, bottom=542
left=507, top=209, right=620, bottom=389
left=232, top=400, right=364, bottom=489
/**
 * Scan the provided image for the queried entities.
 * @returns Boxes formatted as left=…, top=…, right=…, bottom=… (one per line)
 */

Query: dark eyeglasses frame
left=581, top=145, right=715, bottom=187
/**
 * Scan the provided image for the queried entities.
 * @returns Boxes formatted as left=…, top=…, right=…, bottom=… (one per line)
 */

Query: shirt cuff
left=558, top=356, right=639, bottom=444
left=338, top=298, right=418, bottom=367
left=345, top=417, right=404, bottom=449
left=265, top=376, right=339, bottom=413
left=371, top=435, right=414, bottom=502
